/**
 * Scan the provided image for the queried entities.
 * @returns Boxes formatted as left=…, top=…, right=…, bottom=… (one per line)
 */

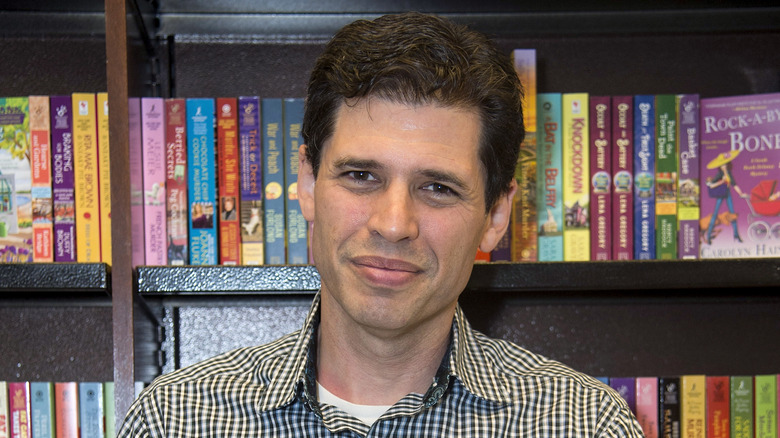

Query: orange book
left=97, top=92, right=112, bottom=265
left=54, top=382, right=78, bottom=438
left=29, top=95, right=54, bottom=262
left=72, top=93, right=101, bottom=262
left=217, top=97, right=241, bottom=265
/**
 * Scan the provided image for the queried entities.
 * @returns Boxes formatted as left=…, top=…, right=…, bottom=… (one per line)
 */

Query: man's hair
left=302, top=12, right=524, bottom=212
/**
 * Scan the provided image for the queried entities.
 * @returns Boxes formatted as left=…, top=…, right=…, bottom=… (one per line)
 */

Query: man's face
left=298, top=98, right=514, bottom=337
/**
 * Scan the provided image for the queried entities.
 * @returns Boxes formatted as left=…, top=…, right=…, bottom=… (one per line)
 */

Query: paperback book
left=141, top=97, right=167, bottom=265
left=187, top=98, right=217, bottom=265
left=676, top=94, right=700, bottom=259
left=30, top=382, right=54, bottom=438
left=165, top=98, right=188, bottom=265
left=562, top=93, right=590, bottom=261
left=611, top=96, right=634, bottom=260
left=655, top=94, right=678, bottom=260
left=0, top=97, right=33, bottom=262
left=633, top=95, right=655, bottom=259
left=28, top=96, right=53, bottom=262
left=262, top=98, right=285, bottom=265
left=128, top=97, right=145, bottom=266
left=50, top=96, right=76, bottom=262
left=72, top=93, right=101, bottom=262
left=217, top=97, right=241, bottom=265
left=589, top=96, right=611, bottom=260
left=536, top=93, right=564, bottom=261
left=283, top=98, right=308, bottom=264
left=706, top=375, right=730, bottom=438
left=96, top=92, right=111, bottom=265
left=731, top=375, right=754, bottom=438
left=238, top=96, right=264, bottom=265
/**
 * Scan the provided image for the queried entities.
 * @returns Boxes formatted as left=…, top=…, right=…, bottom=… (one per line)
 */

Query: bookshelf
left=0, top=0, right=778, bottom=425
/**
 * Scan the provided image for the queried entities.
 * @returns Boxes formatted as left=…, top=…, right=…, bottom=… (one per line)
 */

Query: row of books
left=0, top=381, right=114, bottom=438
left=502, top=90, right=780, bottom=262
left=602, top=374, right=778, bottom=438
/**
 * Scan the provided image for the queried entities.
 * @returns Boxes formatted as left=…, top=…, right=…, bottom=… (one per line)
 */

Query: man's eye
left=422, top=182, right=457, bottom=197
left=346, top=170, right=375, bottom=182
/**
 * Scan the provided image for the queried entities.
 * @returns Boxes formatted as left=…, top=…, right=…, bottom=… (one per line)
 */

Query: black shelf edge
left=0, top=11, right=106, bottom=36
left=137, top=259, right=780, bottom=296
left=0, top=263, right=109, bottom=293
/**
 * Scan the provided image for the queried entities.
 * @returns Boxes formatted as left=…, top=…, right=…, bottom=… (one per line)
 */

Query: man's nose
left=367, top=183, right=420, bottom=243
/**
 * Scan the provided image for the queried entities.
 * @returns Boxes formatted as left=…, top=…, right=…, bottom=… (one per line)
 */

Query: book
left=217, top=97, right=241, bottom=265
left=0, top=381, right=8, bottom=438
left=262, top=98, right=285, bottom=265
left=238, top=96, right=264, bottom=265
left=8, top=382, right=30, bottom=438
left=54, top=382, right=78, bottom=438
left=589, top=96, right=611, bottom=260
left=29, top=382, right=54, bottom=438
left=0, top=97, right=33, bottom=263
left=50, top=96, right=76, bottom=262
left=511, top=48, right=538, bottom=261
left=680, top=375, right=705, bottom=438
left=71, top=92, right=101, bottom=262
left=609, top=377, right=636, bottom=414
left=164, top=98, right=188, bottom=265
left=187, top=98, right=218, bottom=265
left=536, top=92, right=564, bottom=261
left=128, top=97, right=145, bottom=266
left=659, top=376, right=681, bottom=438
left=28, top=96, right=53, bottom=262
left=490, top=230, right=511, bottom=261
left=676, top=94, right=700, bottom=259
left=562, top=93, right=590, bottom=261
left=633, top=95, right=655, bottom=260
left=78, top=383, right=104, bottom=438
left=730, top=375, right=753, bottom=438
left=283, top=98, right=308, bottom=264
left=700, top=92, right=780, bottom=258
left=636, top=377, right=659, bottom=438
left=103, top=382, right=114, bottom=438
left=655, top=94, right=678, bottom=260
left=706, top=375, right=730, bottom=438
left=96, top=92, right=111, bottom=265
left=754, top=375, right=777, bottom=438
left=141, top=97, right=167, bottom=265
left=611, top=96, right=634, bottom=260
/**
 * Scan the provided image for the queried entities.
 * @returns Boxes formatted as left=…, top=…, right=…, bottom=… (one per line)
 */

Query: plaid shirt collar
left=255, top=292, right=513, bottom=414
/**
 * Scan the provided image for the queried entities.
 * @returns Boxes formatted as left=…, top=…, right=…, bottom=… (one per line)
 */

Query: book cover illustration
left=676, top=94, right=700, bottom=259
left=28, top=96, right=53, bottom=262
left=72, top=93, right=101, bottom=262
left=562, top=93, right=590, bottom=261
left=655, top=94, right=678, bottom=260
left=217, top=97, right=241, bottom=265
left=536, top=93, right=564, bottom=261
left=50, top=96, right=77, bottom=262
left=165, top=98, right=188, bottom=265
left=96, top=92, right=111, bottom=265
left=611, top=96, right=634, bottom=260
left=141, top=97, right=167, bottom=265
left=238, top=96, right=264, bottom=265
left=283, top=97, right=308, bottom=265
left=187, top=98, right=217, bottom=265
left=0, top=97, right=33, bottom=262
left=262, top=98, right=285, bottom=265
left=700, top=92, right=780, bottom=258
left=633, top=95, right=655, bottom=260
left=511, top=48, right=537, bottom=261
left=590, top=96, right=611, bottom=261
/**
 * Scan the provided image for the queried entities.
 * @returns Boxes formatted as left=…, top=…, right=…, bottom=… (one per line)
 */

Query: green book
left=655, top=94, right=677, bottom=259
left=730, top=376, right=754, bottom=438
left=754, top=375, right=777, bottom=438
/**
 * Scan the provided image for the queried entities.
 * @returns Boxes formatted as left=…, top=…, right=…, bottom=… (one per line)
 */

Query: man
left=118, top=12, right=644, bottom=437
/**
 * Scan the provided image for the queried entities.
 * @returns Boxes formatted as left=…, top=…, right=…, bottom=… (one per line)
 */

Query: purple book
left=676, top=94, right=700, bottom=259
left=589, top=96, right=611, bottom=260
left=238, top=96, right=264, bottom=265
left=611, top=96, right=633, bottom=260
left=609, top=377, right=637, bottom=414
left=700, top=92, right=780, bottom=258
left=50, top=95, right=76, bottom=262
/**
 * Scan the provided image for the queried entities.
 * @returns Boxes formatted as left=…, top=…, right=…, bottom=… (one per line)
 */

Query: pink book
left=141, top=97, right=167, bottom=265
left=128, top=98, right=145, bottom=266
left=636, top=377, right=659, bottom=438
left=165, top=98, right=188, bottom=265
left=589, top=96, right=611, bottom=260
left=8, top=382, right=30, bottom=438
left=29, top=96, right=54, bottom=262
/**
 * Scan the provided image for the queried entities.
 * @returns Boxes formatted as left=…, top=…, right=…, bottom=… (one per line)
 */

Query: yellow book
left=562, top=93, right=590, bottom=261
left=97, top=92, right=111, bottom=265
left=72, top=92, right=101, bottom=262
left=682, top=374, right=706, bottom=438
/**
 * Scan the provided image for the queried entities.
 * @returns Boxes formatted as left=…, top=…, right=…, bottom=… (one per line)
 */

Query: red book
left=8, top=382, right=30, bottom=438
left=217, top=97, right=241, bottom=265
left=165, top=98, right=188, bottom=265
left=54, top=382, right=78, bottom=438
left=707, top=376, right=730, bottom=438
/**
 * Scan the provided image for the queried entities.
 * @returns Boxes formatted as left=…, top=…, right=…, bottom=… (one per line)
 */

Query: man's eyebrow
left=332, top=157, right=385, bottom=171
left=332, top=156, right=472, bottom=191
left=419, top=169, right=470, bottom=192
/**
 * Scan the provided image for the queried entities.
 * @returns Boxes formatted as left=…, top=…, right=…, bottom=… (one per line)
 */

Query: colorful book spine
left=633, top=95, right=655, bottom=259
left=0, top=97, right=33, bottom=263
left=29, top=382, right=54, bottom=438
left=562, top=93, right=590, bottom=261
left=54, top=382, right=78, bottom=438
left=164, top=98, right=188, bottom=265
left=655, top=94, right=678, bottom=260
left=29, top=96, right=53, bottom=262
left=706, top=375, right=730, bottom=438
left=72, top=93, right=101, bottom=262
left=676, top=94, right=700, bottom=259
left=636, top=377, right=659, bottom=438
left=8, top=382, right=30, bottom=438
left=141, top=97, right=167, bottom=265
left=238, top=96, right=264, bottom=265
left=659, top=376, right=681, bottom=438
left=187, top=98, right=217, bottom=265
left=536, top=93, right=564, bottom=261
left=50, top=96, right=76, bottom=262
left=681, top=375, right=705, bottom=438
left=78, top=383, right=104, bottom=438
left=128, top=97, right=145, bottom=266
left=731, top=375, right=754, bottom=438
left=611, top=96, right=634, bottom=260
left=589, top=96, right=611, bottom=261
left=511, top=48, right=538, bottom=262
left=754, top=375, right=777, bottom=438
left=283, top=98, right=308, bottom=264
left=217, top=97, right=241, bottom=265
left=103, top=382, right=114, bottom=438
left=609, top=377, right=636, bottom=414
left=0, top=381, right=8, bottom=438
left=96, top=92, right=111, bottom=265
left=262, top=98, right=285, bottom=265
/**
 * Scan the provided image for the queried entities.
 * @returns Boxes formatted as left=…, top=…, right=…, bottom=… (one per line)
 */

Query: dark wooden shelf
left=0, top=263, right=109, bottom=294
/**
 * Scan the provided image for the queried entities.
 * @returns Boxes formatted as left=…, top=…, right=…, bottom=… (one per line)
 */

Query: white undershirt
left=317, top=383, right=392, bottom=426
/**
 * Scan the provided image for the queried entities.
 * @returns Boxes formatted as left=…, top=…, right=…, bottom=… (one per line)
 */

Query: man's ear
left=479, top=179, right=517, bottom=253
left=298, top=144, right=316, bottom=222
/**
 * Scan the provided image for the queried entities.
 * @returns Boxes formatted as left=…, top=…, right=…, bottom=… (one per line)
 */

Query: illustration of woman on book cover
left=704, top=150, right=747, bottom=245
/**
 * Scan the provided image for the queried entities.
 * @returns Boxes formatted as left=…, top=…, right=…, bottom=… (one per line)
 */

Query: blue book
left=238, top=96, right=265, bottom=265
left=262, top=98, right=286, bottom=264
left=78, top=382, right=105, bottom=438
left=186, top=98, right=218, bottom=265
left=283, top=98, right=308, bottom=264
left=30, top=382, right=54, bottom=438
left=633, top=95, right=655, bottom=259
left=536, top=92, right=564, bottom=261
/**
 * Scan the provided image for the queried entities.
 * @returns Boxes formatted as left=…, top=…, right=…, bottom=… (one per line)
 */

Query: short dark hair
left=302, top=12, right=524, bottom=212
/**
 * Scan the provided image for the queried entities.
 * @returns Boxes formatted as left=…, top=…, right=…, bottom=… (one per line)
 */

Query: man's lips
left=351, top=255, right=424, bottom=286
